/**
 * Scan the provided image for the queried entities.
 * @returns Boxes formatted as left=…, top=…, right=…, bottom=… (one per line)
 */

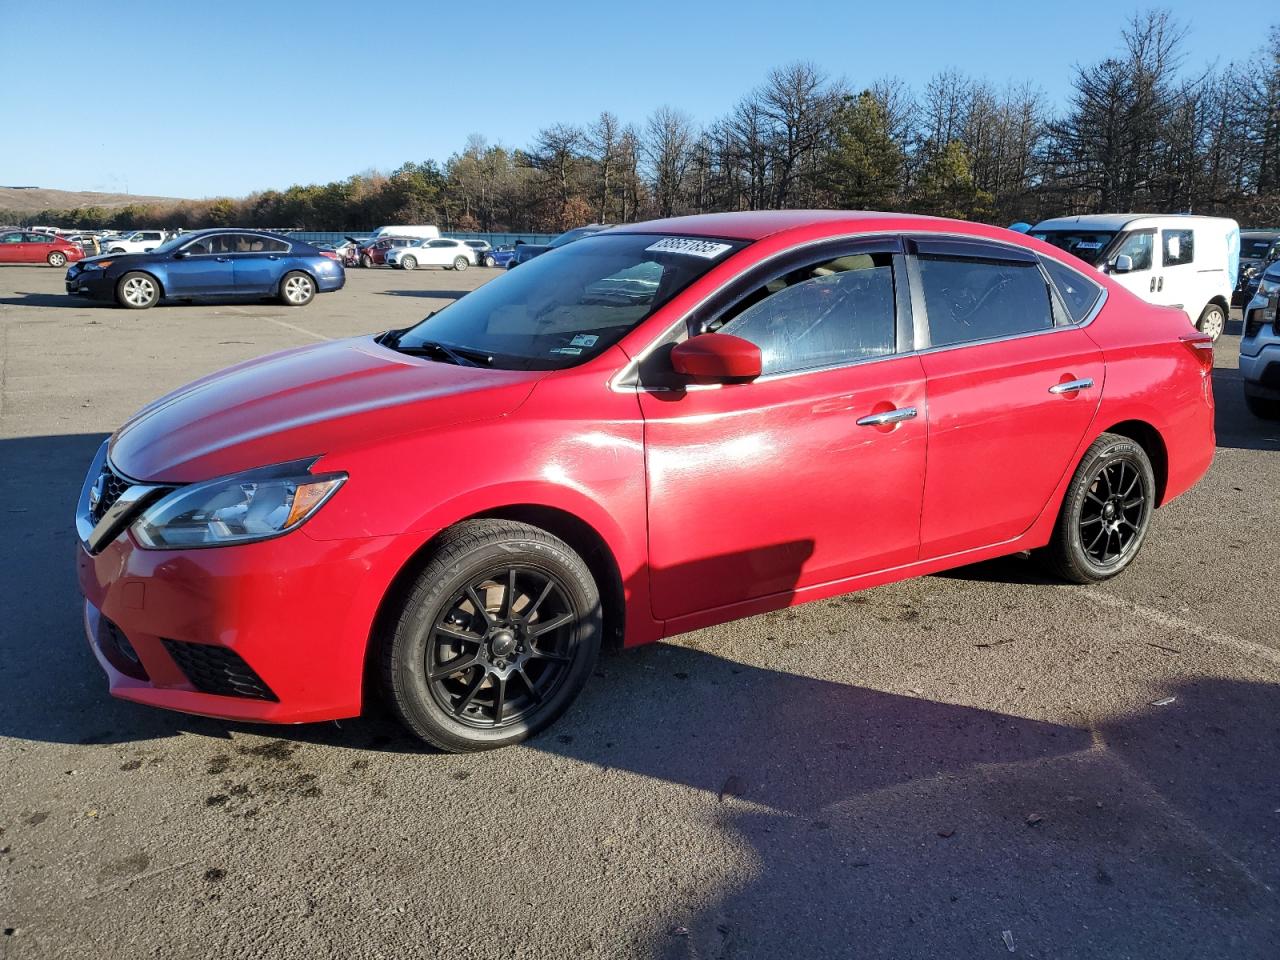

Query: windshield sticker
left=1074, top=241, right=1104, bottom=250
left=551, top=346, right=583, bottom=356
left=570, top=334, right=599, bottom=348
left=645, top=237, right=735, bottom=259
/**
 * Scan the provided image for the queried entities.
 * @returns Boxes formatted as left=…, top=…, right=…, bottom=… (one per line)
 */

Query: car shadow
left=374, top=290, right=473, bottom=300
left=0, top=292, right=108, bottom=309
left=1212, top=368, right=1280, bottom=451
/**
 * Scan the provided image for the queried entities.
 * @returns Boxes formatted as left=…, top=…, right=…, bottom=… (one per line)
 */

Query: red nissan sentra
left=76, top=211, right=1215, bottom=751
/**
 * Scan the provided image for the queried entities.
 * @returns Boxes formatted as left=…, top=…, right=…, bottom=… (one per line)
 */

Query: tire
left=1041, top=433, right=1156, bottom=584
left=115, top=272, right=160, bottom=309
left=400, top=255, right=417, bottom=271
left=379, top=519, right=602, bottom=752
left=1197, top=302, right=1226, bottom=341
left=47, top=251, right=67, bottom=267
left=361, top=254, right=374, bottom=268
left=484, top=255, right=497, bottom=268
left=452, top=256, right=469, bottom=272
left=278, top=271, right=316, bottom=307
left=1245, top=391, right=1280, bottom=420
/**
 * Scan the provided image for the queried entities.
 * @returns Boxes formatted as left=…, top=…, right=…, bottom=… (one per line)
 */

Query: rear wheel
left=1245, top=392, right=1280, bottom=420
left=452, top=256, right=469, bottom=272
left=400, top=255, right=417, bottom=271
left=47, top=251, right=67, bottom=267
left=1197, top=302, right=1226, bottom=341
left=379, top=520, right=602, bottom=752
left=1041, top=433, right=1155, bottom=583
left=116, top=272, right=159, bottom=309
left=279, top=271, right=315, bottom=306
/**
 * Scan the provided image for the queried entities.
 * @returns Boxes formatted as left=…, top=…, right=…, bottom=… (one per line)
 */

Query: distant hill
left=0, top=186, right=186, bottom=214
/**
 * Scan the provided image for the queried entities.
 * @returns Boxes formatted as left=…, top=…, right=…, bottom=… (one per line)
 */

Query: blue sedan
left=65, top=229, right=345, bottom=309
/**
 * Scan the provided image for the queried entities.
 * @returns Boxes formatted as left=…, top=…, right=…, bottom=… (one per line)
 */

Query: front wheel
left=1197, top=303, right=1226, bottom=341
left=279, top=271, right=316, bottom=306
left=379, top=520, right=602, bottom=752
left=116, top=272, right=160, bottom=309
left=483, top=255, right=496, bottom=268
left=47, top=251, right=67, bottom=267
left=400, top=255, right=417, bottom=271
left=452, top=256, right=469, bottom=272
left=1040, top=433, right=1155, bottom=584
left=361, top=254, right=374, bottom=268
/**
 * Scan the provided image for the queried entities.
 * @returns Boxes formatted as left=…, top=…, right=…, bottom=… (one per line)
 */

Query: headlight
left=83, top=260, right=113, bottom=271
left=1257, top=276, right=1280, bottom=298
left=131, top=460, right=346, bottom=549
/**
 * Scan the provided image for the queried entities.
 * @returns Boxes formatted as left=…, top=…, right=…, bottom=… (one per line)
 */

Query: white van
left=1030, top=214, right=1239, bottom=341
left=367, top=224, right=440, bottom=241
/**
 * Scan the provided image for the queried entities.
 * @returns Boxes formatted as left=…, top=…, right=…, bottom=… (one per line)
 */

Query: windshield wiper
left=382, top=335, right=493, bottom=368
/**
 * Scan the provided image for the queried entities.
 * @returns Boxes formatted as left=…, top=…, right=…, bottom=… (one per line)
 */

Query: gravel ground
left=1, top=262, right=1277, bottom=959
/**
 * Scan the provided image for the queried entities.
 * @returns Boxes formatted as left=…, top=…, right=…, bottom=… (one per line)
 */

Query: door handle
left=1158, top=276, right=1164, bottom=292
left=216, top=256, right=231, bottom=262
left=1149, top=276, right=1157, bottom=292
left=1048, top=377, right=1094, bottom=395
left=267, top=255, right=280, bottom=260
left=856, top=406, right=917, bottom=427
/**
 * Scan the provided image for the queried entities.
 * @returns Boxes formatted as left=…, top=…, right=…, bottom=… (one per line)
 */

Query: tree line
left=9, top=11, right=1280, bottom=234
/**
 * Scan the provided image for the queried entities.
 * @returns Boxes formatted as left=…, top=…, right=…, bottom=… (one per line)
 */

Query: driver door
left=1107, top=229, right=1156, bottom=302
left=165, top=233, right=237, bottom=297
left=639, top=238, right=927, bottom=625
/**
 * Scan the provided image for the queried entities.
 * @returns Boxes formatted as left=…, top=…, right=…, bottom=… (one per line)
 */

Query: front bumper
left=65, top=269, right=114, bottom=299
left=1240, top=326, right=1280, bottom=400
left=76, top=453, right=424, bottom=724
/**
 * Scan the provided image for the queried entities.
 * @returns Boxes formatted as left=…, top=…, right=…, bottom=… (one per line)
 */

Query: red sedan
left=0, top=230, right=85, bottom=267
left=75, top=211, right=1215, bottom=751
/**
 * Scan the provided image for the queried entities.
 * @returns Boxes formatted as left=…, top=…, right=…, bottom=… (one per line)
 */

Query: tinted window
left=1113, top=230, right=1153, bottom=271
left=1, top=232, right=24, bottom=243
left=24, top=233, right=51, bottom=243
left=1041, top=257, right=1102, bottom=323
left=427, top=239, right=456, bottom=248
left=230, top=234, right=287, bottom=253
left=714, top=252, right=897, bottom=375
left=918, top=256, right=1054, bottom=347
left=1162, top=229, right=1194, bottom=267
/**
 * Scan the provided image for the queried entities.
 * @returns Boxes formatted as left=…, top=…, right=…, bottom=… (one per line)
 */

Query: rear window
left=1041, top=257, right=1103, bottom=323
left=918, top=256, right=1054, bottom=347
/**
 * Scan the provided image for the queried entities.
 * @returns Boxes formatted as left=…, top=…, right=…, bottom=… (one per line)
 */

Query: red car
left=76, top=211, right=1215, bottom=751
left=358, top=236, right=414, bottom=267
left=0, top=230, right=85, bottom=267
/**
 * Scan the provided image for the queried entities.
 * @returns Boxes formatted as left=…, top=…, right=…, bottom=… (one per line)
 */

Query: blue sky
left=0, top=0, right=1269, bottom=199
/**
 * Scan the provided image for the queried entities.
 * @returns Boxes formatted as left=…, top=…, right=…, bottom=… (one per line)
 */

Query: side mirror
left=173, top=250, right=188, bottom=259
left=671, top=334, right=762, bottom=383
left=1111, top=254, right=1134, bottom=274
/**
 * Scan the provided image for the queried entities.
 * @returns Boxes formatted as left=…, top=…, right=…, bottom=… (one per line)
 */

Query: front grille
left=91, top=461, right=132, bottom=523
left=97, top=616, right=149, bottom=681
left=161, top=640, right=278, bottom=701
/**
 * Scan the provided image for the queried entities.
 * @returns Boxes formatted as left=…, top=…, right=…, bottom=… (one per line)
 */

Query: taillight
left=1179, top=333, right=1215, bottom=371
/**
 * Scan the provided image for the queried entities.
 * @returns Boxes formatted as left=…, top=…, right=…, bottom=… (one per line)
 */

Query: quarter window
left=1041, top=257, right=1103, bottom=323
left=713, top=252, right=898, bottom=375
left=1162, top=229, right=1194, bottom=267
left=917, top=256, right=1054, bottom=347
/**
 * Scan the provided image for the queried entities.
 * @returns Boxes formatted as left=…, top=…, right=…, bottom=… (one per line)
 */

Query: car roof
left=1033, top=213, right=1236, bottom=232
left=603, top=210, right=1027, bottom=242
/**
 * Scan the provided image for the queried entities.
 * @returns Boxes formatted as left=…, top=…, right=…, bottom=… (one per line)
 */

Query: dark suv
left=1235, top=230, right=1280, bottom=305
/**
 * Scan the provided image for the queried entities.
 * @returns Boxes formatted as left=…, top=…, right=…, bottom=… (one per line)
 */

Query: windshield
left=1243, top=237, right=1277, bottom=258
left=1030, top=230, right=1118, bottom=266
left=548, top=227, right=599, bottom=249
left=389, top=233, right=746, bottom=370
left=147, top=234, right=189, bottom=255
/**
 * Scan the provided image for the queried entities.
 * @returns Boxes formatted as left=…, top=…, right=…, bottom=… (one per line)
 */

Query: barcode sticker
left=645, top=237, right=735, bottom=259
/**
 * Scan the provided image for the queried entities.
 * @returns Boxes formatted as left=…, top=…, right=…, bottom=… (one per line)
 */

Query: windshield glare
left=1030, top=230, right=1117, bottom=266
left=393, top=233, right=745, bottom=370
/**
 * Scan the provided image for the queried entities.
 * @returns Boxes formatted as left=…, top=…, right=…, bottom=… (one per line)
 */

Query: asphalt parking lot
left=1, top=263, right=1278, bottom=960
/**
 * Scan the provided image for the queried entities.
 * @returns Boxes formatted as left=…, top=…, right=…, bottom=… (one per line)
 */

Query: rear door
left=909, top=237, right=1104, bottom=558
left=640, top=238, right=928, bottom=622
left=229, top=234, right=290, bottom=295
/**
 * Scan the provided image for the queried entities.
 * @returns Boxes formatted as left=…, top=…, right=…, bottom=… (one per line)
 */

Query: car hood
left=76, top=252, right=149, bottom=268
left=108, top=337, right=544, bottom=483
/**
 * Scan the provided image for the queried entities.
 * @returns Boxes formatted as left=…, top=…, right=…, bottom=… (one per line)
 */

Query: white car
left=1031, top=214, right=1238, bottom=341
left=463, top=239, right=496, bottom=267
left=386, top=238, right=478, bottom=271
left=103, top=230, right=168, bottom=254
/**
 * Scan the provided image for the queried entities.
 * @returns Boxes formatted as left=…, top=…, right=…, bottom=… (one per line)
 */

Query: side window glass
left=258, top=237, right=288, bottom=252
left=1, top=232, right=24, bottom=243
left=917, top=256, right=1054, bottom=348
left=1162, top=229, right=1194, bottom=267
left=184, top=237, right=211, bottom=255
left=1041, top=257, right=1103, bottom=323
left=714, top=252, right=897, bottom=375
left=1113, top=231, right=1154, bottom=271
